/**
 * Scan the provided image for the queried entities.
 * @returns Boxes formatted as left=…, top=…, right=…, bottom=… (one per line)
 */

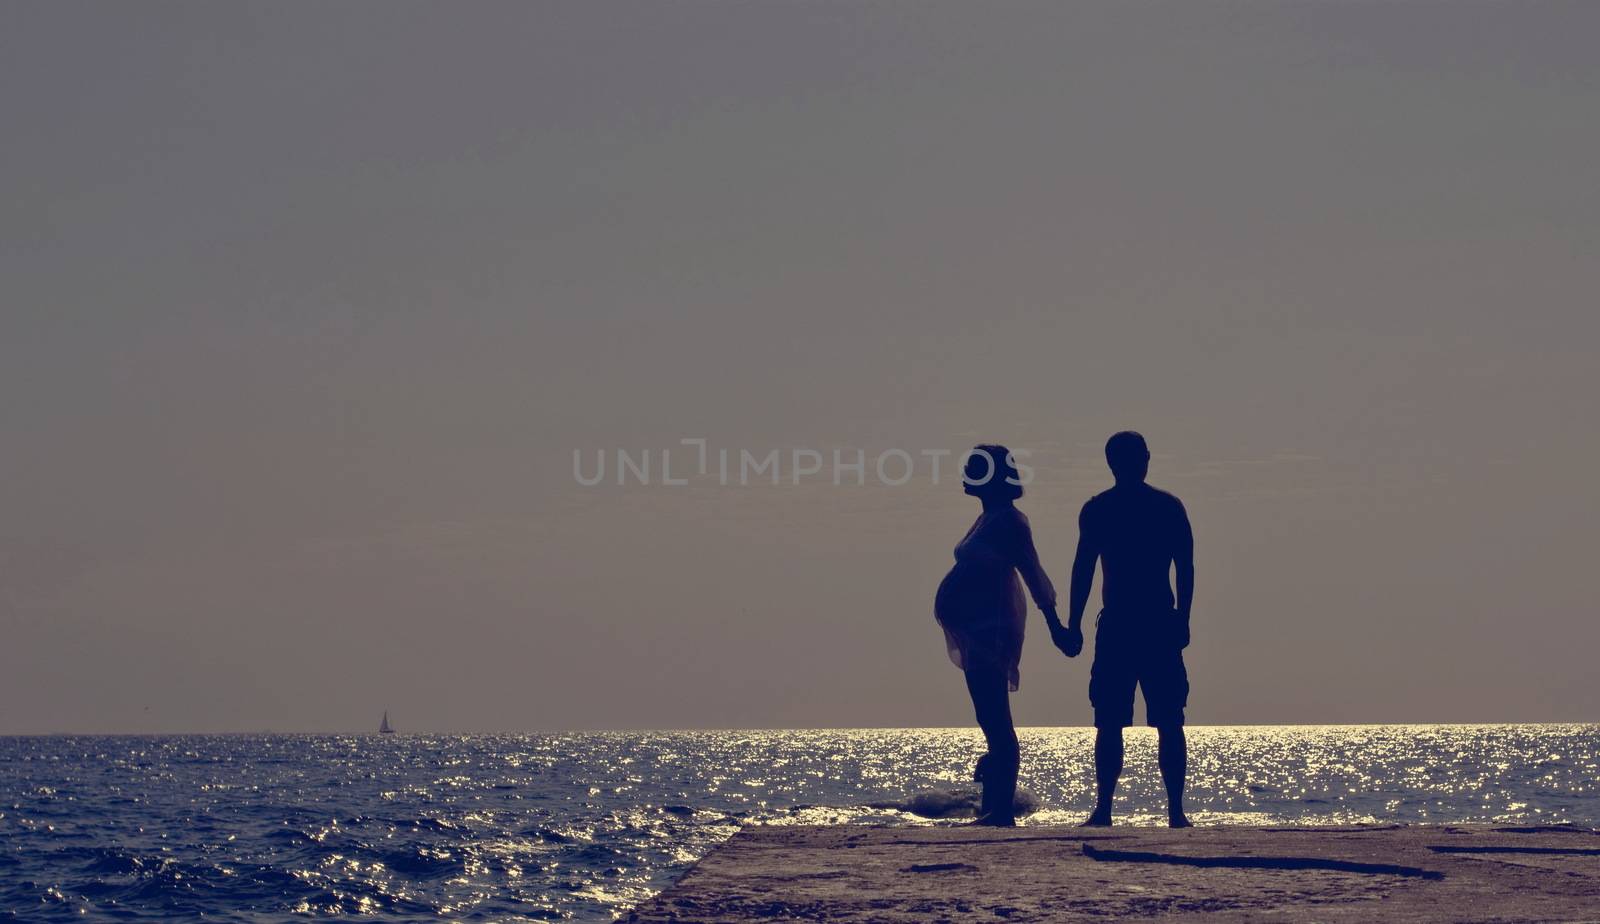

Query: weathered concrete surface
left=624, top=824, right=1600, bottom=922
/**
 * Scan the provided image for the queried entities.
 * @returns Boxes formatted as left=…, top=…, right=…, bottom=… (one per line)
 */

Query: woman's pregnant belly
left=935, top=559, right=1014, bottom=630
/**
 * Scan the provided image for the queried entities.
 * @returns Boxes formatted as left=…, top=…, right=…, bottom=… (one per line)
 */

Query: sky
left=2, top=1, right=1597, bottom=733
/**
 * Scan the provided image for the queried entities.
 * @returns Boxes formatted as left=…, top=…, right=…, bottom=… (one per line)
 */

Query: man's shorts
left=1089, top=609, right=1188, bottom=729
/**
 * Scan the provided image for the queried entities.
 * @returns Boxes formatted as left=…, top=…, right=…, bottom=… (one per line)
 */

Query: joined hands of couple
left=1042, top=607, right=1190, bottom=659
left=1043, top=608, right=1084, bottom=658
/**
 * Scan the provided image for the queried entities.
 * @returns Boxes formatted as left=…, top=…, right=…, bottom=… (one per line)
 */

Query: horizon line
left=3, top=720, right=1598, bottom=738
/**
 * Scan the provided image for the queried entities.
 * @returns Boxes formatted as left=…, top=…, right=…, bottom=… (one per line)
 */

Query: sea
left=2, top=725, right=1596, bottom=921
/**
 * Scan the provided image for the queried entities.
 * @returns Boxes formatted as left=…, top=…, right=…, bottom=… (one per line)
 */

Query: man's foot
left=1080, top=808, right=1113, bottom=827
left=1168, top=813, right=1193, bottom=828
left=970, top=812, right=1017, bottom=827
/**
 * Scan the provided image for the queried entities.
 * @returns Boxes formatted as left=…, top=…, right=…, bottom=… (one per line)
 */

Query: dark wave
left=1, top=727, right=1595, bottom=920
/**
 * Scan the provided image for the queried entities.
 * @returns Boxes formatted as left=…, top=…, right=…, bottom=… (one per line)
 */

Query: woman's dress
left=934, top=508, right=1056, bottom=691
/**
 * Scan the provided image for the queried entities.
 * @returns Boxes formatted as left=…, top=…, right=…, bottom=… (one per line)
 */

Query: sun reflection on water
left=1, top=725, right=1596, bottom=921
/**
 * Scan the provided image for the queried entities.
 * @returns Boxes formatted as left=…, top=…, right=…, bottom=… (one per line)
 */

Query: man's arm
left=1067, top=504, right=1098, bottom=631
left=1173, top=501, right=1195, bottom=641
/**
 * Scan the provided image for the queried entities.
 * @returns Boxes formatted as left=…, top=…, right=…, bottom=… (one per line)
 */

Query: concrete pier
left=624, top=824, right=1600, bottom=922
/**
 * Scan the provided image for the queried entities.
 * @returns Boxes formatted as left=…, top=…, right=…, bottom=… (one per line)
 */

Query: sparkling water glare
left=2, top=725, right=1596, bottom=921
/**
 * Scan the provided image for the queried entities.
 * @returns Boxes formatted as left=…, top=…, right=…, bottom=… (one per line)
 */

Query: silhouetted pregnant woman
left=934, top=444, right=1063, bottom=825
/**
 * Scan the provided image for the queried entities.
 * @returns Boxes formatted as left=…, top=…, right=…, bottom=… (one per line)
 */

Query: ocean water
left=2, top=725, right=1596, bottom=921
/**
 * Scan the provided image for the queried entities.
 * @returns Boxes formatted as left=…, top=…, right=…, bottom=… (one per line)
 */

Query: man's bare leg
left=1157, top=725, right=1191, bottom=827
left=1082, top=727, right=1122, bottom=826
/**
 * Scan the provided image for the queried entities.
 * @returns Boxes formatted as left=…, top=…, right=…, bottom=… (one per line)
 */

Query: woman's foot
left=1168, top=813, right=1193, bottom=828
left=970, top=812, right=1016, bottom=827
left=1079, top=807, right=1113, bottom=827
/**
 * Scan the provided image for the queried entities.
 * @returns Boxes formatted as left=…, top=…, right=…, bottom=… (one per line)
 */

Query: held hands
left=1049, top=619, right=1084, bottom=658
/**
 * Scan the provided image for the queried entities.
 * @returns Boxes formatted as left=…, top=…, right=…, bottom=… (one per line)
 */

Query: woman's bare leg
left=964, top=667, right=1018, bottom=825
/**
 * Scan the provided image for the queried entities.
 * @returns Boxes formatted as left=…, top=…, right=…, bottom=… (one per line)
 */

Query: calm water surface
left=2, top=725, right=1596, bottom=921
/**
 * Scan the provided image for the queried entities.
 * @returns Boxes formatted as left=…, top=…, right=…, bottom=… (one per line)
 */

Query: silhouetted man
left=1052, top=431, right=1194, bottom=827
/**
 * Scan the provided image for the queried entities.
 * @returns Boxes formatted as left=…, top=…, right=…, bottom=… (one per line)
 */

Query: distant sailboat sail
left=379, top=711, right=394, bottom=734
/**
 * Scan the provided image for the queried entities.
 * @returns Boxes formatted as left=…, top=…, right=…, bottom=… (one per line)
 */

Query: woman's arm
left=1010, top=513, right=1058, bottom=619
left=1011, top=512, right=1080, bottom=657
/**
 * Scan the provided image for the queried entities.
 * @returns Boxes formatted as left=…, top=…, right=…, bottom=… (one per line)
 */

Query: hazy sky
left=3, top=1, right=1597, bottom=733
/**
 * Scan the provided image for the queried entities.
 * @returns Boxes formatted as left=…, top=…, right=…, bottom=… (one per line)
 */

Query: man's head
left=1105, top=431, right=1150, bottom=484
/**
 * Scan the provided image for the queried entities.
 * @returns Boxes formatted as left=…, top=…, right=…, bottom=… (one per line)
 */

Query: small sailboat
left=379, top=710, right=395, bottom=734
